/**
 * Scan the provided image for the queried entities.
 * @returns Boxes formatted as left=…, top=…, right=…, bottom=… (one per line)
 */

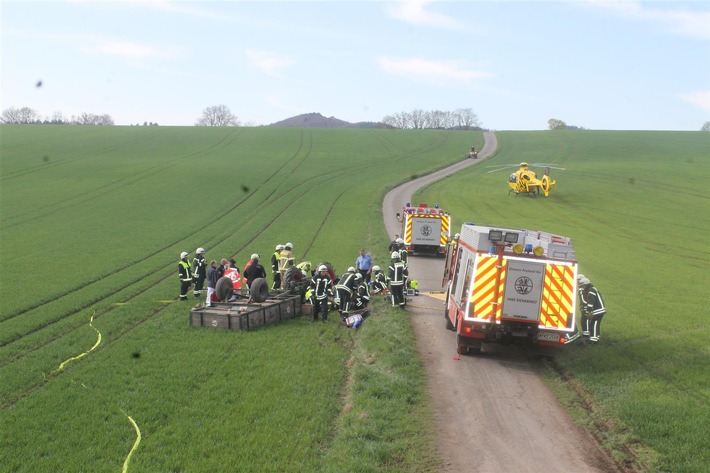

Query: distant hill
left=268, top=112, right=388, bottom=129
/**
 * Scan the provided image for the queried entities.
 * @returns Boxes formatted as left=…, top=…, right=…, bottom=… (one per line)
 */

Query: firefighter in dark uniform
left=352, top=273, right=370, bottom=310
left=578, top=275, right=607, bottom=342
left=335, top=266, right=357, bottom=318
left=178, top=251, right=193, bottom=301
left=396, top=238, right=409, bottom=269
left=370, top=265, right=388, bottom=294
left=311, top=264, right=333, bottom=322
left=389, top=251, right=407, bottom=308
left=271, top=244, right=284, bottom=290
left=192, top=247, right=207, bottom=298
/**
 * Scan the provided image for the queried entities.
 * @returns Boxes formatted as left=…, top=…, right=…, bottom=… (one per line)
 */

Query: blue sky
left=2, top=0, right=708, bottom=130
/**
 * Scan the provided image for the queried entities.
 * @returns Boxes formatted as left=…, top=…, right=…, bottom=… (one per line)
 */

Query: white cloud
left=584, top=0, right=710, bottom=40
left=679, top=90, right=710, bottom=112
left=384, top=0, right=461, bottom=29
left=377, top=57, right=494, bottom=84
left=246, top=49, right=295, bottom=74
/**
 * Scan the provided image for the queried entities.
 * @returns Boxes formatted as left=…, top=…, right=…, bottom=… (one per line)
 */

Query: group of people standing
left=178, top=247, right=272, bottom=306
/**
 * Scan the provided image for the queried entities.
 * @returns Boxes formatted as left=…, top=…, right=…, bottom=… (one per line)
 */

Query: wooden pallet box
left=189, top=293, right=302, bottom=331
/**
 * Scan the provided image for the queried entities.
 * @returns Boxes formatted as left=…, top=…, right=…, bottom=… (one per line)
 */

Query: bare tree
left=701, top=121, right=710, bottom=132
left=195, top=105, right=240, bottom=126
left=1, top=106, right=40, bottom=124
left=453, top=108, right=481, bottom=129
left=548, top=118, right=567, bottom=130
left=410, top=109, right=426, bottom=129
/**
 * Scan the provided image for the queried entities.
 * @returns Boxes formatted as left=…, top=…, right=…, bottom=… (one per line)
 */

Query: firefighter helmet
left=354, top=273, right=363, bottom=280
left=180, top=251, right=189, bottom=259
left=347, top=266, right=356, bottom=273
left=276, top=244, right=284, bottom=251
left=196, top=247, right=206, bottom=254
left=372, top=265, right=381, bottom=271
left=285, top=242, right=293, bottom=249
left=579, top=276, right=591, bottom=286
left=250, top=253, right=260, bottom=261
left=318, top=264, right=328, bottom=272
left=396, top=238, right=404, bottom=244
left=391, top=251, right=400, bottom=259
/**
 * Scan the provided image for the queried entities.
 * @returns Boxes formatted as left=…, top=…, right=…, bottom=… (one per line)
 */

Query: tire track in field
left=0, top=128, right=294, bottom=324
left=0, top=130, right=166, bottom=182
left=1, top=134, right=391, bottom=406
left=1, top=130, right=246, bottom=229
left=1, top=131, right=447, bottom=406
left=0, top=130, right=312, bottom=354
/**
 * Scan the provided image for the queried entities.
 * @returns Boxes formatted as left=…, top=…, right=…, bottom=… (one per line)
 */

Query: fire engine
left=442, top=223, right=578, bottom=356
left=396, top=203, right=450, bottom=256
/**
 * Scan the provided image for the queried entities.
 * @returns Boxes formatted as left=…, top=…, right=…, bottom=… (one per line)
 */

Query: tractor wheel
left=215, top=277, right=234, bottom=302
left=249, top=277, right=269, bottom=303
left=283, top=267, right=304, bottom=289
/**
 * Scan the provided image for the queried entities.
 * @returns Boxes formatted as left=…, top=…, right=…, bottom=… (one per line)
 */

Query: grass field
left=415, top=130, right=710, bottom=472
left=0, top=125, right=481, bottom=472
left=2, top=125, right=708, bottom=472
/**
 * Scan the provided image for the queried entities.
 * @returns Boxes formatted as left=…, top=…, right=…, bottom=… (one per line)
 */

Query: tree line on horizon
left=3, top=105, right=709, bottom=132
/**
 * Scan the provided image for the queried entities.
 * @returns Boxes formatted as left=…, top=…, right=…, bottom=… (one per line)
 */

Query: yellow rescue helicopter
left=487, top=162, right=565, bottom=197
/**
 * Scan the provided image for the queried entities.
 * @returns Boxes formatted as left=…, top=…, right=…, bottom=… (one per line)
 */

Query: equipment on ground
left=396, top=202, right=450, bottom=257
left=443, top=223, right=579, bottom=356
left=487, top=162, right=565, bottom=197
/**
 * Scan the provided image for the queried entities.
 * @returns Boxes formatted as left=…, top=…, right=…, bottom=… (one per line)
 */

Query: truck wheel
left=249, top=278, right=269, bottom=303
left=215, top=277, right=233, bottom=302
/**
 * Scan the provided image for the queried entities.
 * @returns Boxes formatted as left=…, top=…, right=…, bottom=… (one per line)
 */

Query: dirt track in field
left=382, top=132, right=620, bottom=472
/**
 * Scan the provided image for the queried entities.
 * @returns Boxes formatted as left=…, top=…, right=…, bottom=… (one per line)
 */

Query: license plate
left=537, top=332, right=560, bottom=342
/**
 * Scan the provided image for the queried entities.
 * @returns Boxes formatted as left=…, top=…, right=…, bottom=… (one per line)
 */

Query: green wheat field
left=1, top=125, right=708, bottom=472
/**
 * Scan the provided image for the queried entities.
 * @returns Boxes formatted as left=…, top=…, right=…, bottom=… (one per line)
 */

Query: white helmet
left=579, top=276, right=591, bottom=286
left=196, top=247, right=206, bottom=254
left=276, top=244, right=284, bottom=251
left=285, top=242, right=293, bottom=249
left=318, top=264, right=328, bottom=272
left=180, top=251, right=189, bottom=259
left=396, top=238, right=404, bottom=244
left=576, top=273, right=585, bottom=281
left=391, top=251, right=400, bottom=259
left=372, top=265, right=381, bottom=271
left=347, top=266, right=356, bottom=273
left=250, top=253, right=260, bottom=261
left=354, top=273, right=363, bottom=280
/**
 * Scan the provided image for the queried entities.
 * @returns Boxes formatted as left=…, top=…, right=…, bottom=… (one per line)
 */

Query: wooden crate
left=190, top=293, right=302, bottom=331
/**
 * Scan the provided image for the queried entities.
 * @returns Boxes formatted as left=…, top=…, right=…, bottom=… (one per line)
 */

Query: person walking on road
left=178, top=251, right=193, bottom=301
left=192, top=247, right=207, bottom=298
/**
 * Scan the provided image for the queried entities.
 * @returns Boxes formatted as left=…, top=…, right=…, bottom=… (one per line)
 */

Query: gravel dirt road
left=382, top=132, right=619, bottom=472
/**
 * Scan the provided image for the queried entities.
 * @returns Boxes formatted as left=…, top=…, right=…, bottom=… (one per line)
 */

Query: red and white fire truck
left=442, top=223, right=578, bottom=356
left=396, top=203, right=450, bottom=256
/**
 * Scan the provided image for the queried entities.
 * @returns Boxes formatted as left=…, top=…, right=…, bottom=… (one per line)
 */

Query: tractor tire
left=283, top=267, right=304, bottom=289
left=249, top=277, right=269, bottom=303
left=215, top=277, right=234, bottom=302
